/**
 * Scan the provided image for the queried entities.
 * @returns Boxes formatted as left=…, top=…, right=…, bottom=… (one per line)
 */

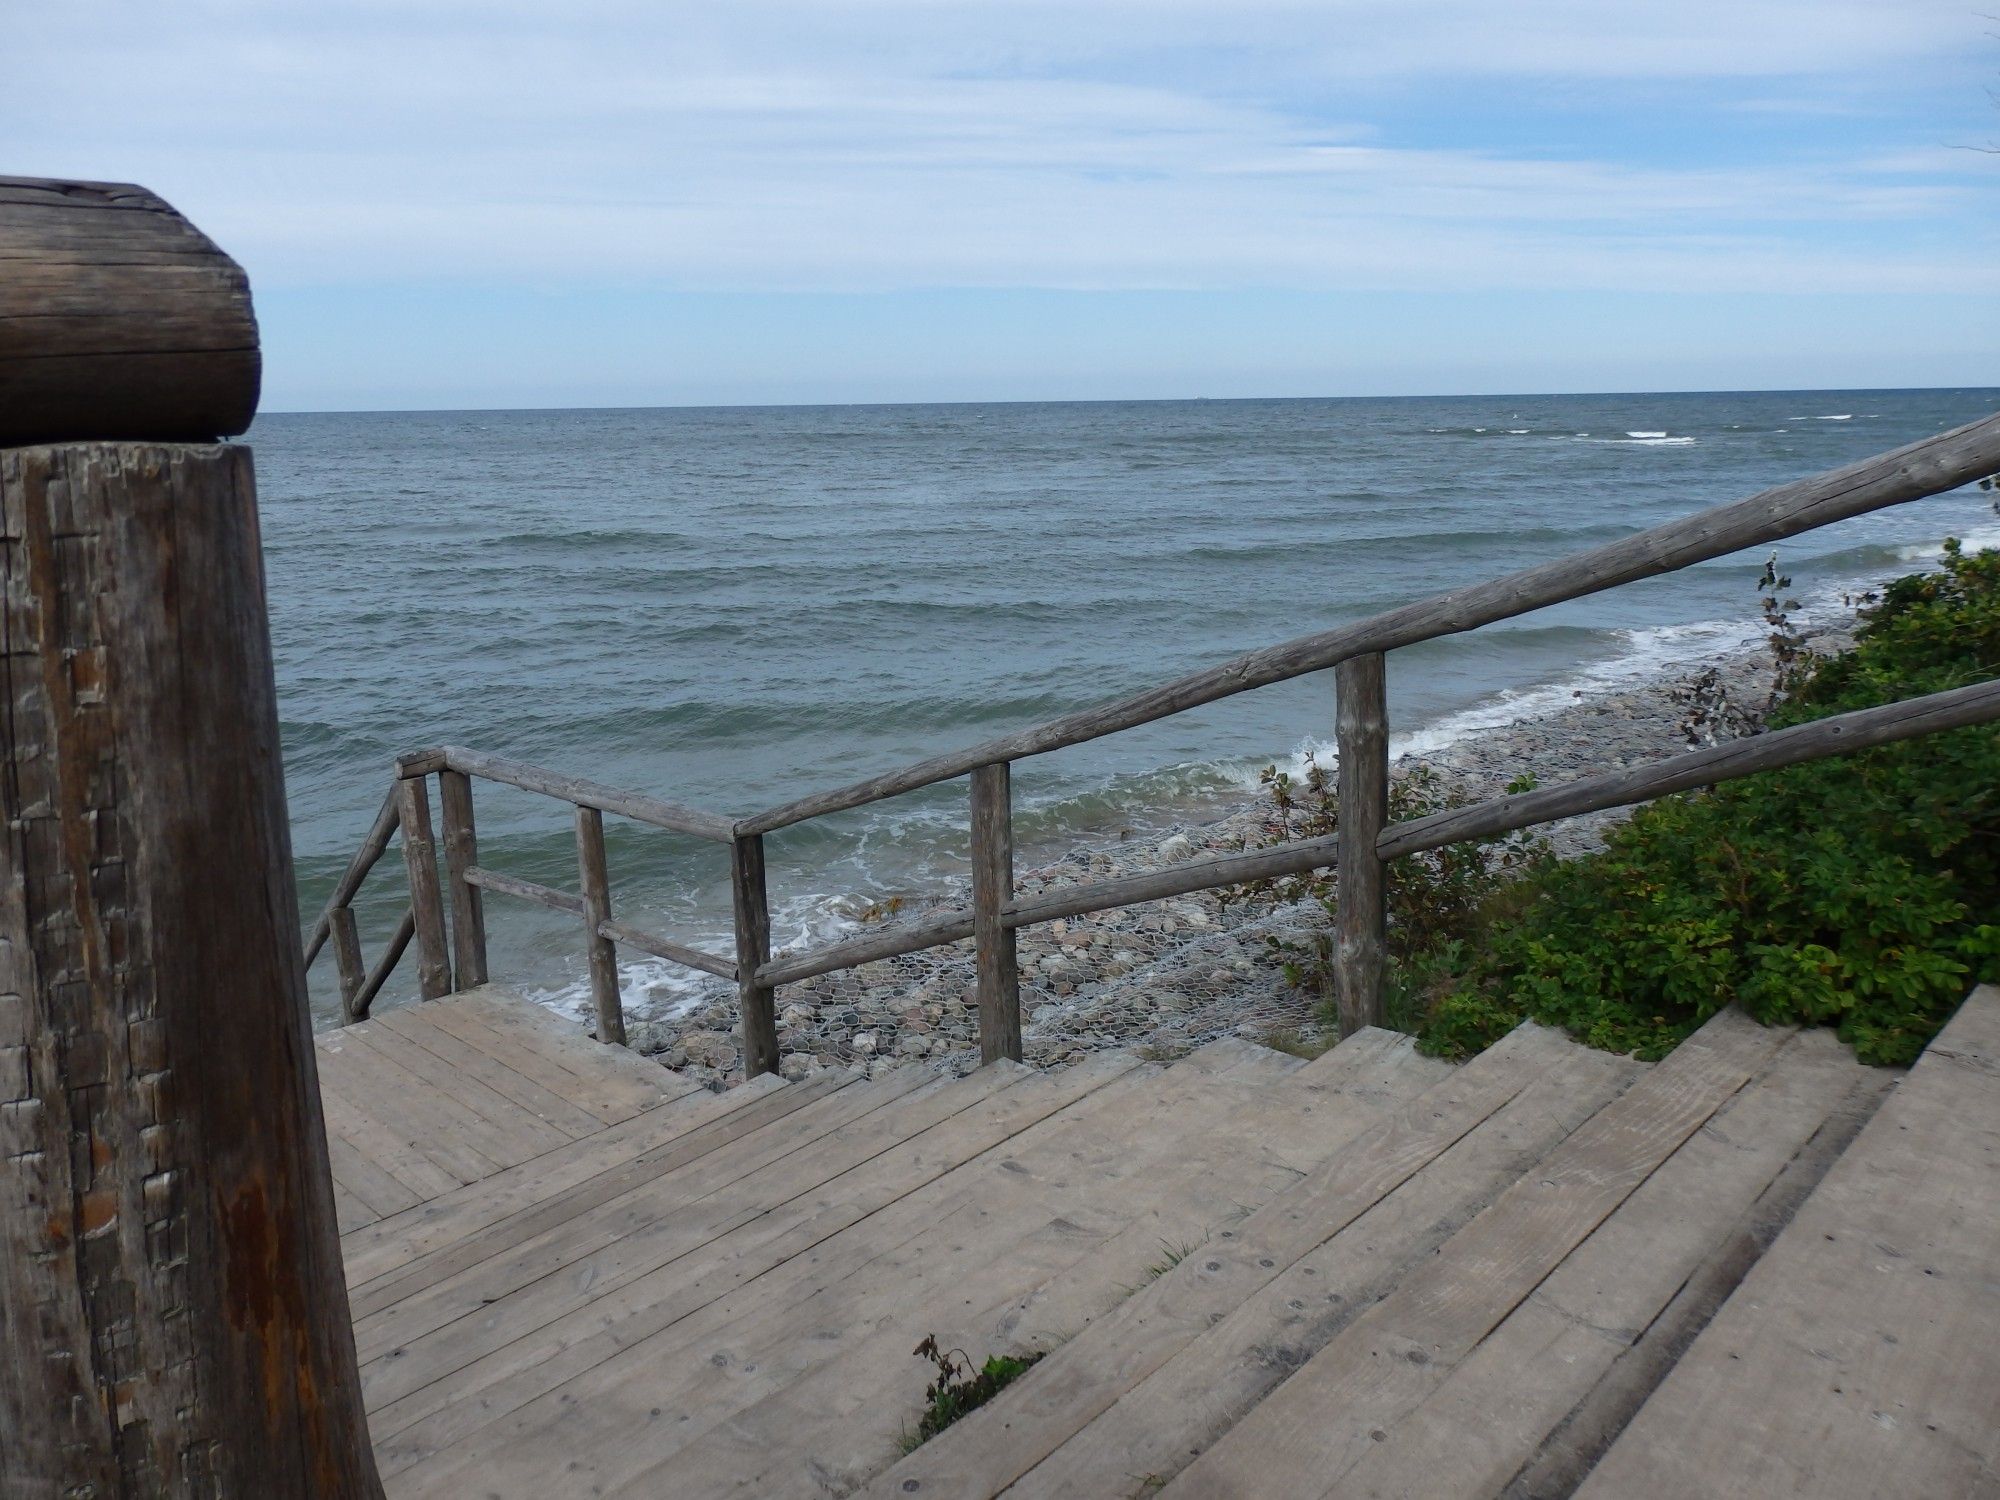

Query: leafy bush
left=1422, top=540, right=2000, bottom=1066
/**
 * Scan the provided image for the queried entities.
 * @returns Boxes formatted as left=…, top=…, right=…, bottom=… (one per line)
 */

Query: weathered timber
left=352, top=908, right=417, bottom=1021
left=332, top=905, right=367, bottom=1022
left=0, top=178, right=259, bottom=445
left=757, top=905, right=977, bottom=989
left=463, top=866, right=585, bottom=915
left=731, top=834, right=780, bottom=1078
left=435, top=744, right=737, bottom=842
left=1378, top=674, right=2000, bottom=860
left=305, top=785, right=397, bottom=965
left=1334, top=653, right=1388, bottom=1035
left=740, top=409, right=2000, bottom=834
left=396, top=774, right=453, bottom=1000
left=971, top=763, right=1022, bottom=1064
left=595, top=917, right=738, bottom=981
left=438, top=768, right=488, bottom=989
left=0, top=442, right=379, bottom=1496
left=575, top=806, right=626, bottom=1046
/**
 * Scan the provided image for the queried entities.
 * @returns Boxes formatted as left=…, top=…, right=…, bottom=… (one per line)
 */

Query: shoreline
left=625, top=612, right=1847, bottom=1087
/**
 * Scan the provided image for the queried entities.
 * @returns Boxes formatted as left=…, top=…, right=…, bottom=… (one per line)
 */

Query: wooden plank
left=337, top=1072, right=778, bottom=1287
left=338, top=1017, right=574, bottom=1162
left=738, top=409, right=2000, bottom=836
left=1575, top=991, right=2000, bottom=1500
left=1333, top=1028, right=1876, bottom=1500
left=0, top=180, right=259, bottom=445
left=343, top=1071, right=845, bottom=1314
left=574, top=805, right=626, bottom=1045
left=350, top=905, right=415, bottom=1020
left=332, top=1180, right=377, bottom=1236
left=596, top=916, right=738, bottom=980
left=442, top=989, right=681, bottom=1118
left=313, top=1068, right=468, bottom=1203
left=867, top=1022, right=1580, bottom=1500
left=304, top=785, right=397, bottom=964
left=375, top=1059, right=1139, bottom=1490
left=436, top=744, right=737, bottom=843
left=354, top=1066, right=968, bottom=1400
left=313, top=1031, right=507, bottom=1187
left=993, top=1041, right=1638, bottom=1500
left=463, top=864, right=583, bottom=914
left=324, top=1131, right=426, bottom=1220
left=1334, top=651, right=1387, bottom=1035
left=1153, top=1008, right=1792, bottom=1499
left=437, top=768, right=488, bottom=989
left=331, top=904, right=366, bottom=1022
left=0, top=441, right=378, bottom=1495
left=971, top=762, right=1021, bottom=1064
left=368, top=1004, right=620, bottom=1140
left=397, top=775, right=454, bottom=1001
left=477, top=1049, right=1370, bottom=1499
left=413, top=994, right=648, bottom=1124
left=732, top=832, right=780, bottom=1077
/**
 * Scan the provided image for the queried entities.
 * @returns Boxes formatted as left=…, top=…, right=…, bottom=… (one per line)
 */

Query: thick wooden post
left=971, top=762, right=1022, bottom=1064
left=395, top=773, right=452, bottom=1000
left=0, top=442, right=382, bottom=1496
left=331, top=906, right=367, bottom=1023
left=574, top=806, right=626, bottom=1046
left=731, top=833, right=779, bottom=1078
left=1334, top=653, right=1389, bottom=1035
left=438, top=768, right=488, bottom=989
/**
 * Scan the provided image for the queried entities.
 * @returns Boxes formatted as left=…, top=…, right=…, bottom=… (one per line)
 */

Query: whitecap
left=1626, top=430, right=1667, bottom=438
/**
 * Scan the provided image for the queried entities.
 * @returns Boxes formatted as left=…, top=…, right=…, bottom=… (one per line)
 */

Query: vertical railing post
left=395, top=773, right=453, bottom=1000
left=438, top=766, right=488, bottom=990
left=574, top=805, right=626, bottom=1046
left=970, top=761, right=1022, bottom=1064
left=731, top=832, right=780, bottom=1078
left=1334, top=652, right=1389, bottom=1034
left=331, top=906, right=366, bottom=1023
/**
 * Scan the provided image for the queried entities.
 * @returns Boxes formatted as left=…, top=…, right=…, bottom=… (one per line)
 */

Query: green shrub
left=1423, top=540, right=2000, bottom=1067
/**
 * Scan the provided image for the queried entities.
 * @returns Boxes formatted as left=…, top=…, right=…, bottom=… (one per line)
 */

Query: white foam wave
left=1595, top=435, right=1696, bottom=447
left=1791, top=414, right=1854, bottom=421
left=1626, top=430, right=1667, bottom=438
left=1889, top=524, right=2000, bottom=563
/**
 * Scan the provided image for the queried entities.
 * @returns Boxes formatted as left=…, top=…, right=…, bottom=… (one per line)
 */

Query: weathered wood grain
left=971, top=762, right=1021, bottom=1064
left=434, top=743, right=737, bottom=842
left=0, top=442, right=379, bottom=1495
left=732, top=832, right=780, bottom=1077
left=437, top=768, right=488, bottom=989
left=1334, top=652, right=1387, bottom=1035
left=332, top=904, right=367, bottom=1021
left=0, top=178, right=260, bottom=444
left=397, top=775, right=453, bottom=1000
left=463, top=864, right=584, bottom=914
left=351, top=906, right=416, bottom=1020
left=1574, top=989, right=2000, bottom=1500
left=305, top=786, right=397, bottom=965
left=574, top=805, right=626, bottom=1046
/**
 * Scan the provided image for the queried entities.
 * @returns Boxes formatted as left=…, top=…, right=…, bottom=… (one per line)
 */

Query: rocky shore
left=626, top=620, right=1841, bottom=1089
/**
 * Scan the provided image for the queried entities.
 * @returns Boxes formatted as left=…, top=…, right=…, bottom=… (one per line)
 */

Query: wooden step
left=478, top=1032, right=1450, bottom=1498
left=370, top=1057, right=1135, bottom=1482
left=356, top=1062, right=961, bottom=1387
left=985, top=1034, right=1643, bottom=1500
left=1575, top=988, right=2000, bottom=1500
left=612, top=1032, right=1472, bottom=1496
left=1330, top=1025, right=1892, bottom=1500
left=865, top=1020, right=1590, bottom=1500
left=1150, top=1007, right=1794, bottom=1498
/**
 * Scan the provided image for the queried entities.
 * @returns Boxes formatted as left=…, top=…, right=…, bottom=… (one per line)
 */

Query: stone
left=1157, top=833, right=1195, bottom=863
left=852, top=1030, right=878, bottom=1055
left=679, top=1029, right=737, bottom=1069
left=624, top=1020, right=675, bottom=1055
left=896, top=1034, right=931, bottom=1057
left=779, top=1053, right=818, bottom=1082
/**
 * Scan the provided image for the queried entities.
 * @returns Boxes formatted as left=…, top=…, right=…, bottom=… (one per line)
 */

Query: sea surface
left=253, top=389, right=2000, bottom=1028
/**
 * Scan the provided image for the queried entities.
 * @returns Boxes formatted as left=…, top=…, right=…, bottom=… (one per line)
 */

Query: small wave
left=1592, top=435, right=1696, bottom=447
left=1790, top=414, right=1854, bottom=421
left=1626, top=431, right=1667, bottom=438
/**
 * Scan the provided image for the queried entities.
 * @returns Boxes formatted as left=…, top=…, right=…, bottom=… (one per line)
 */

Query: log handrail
left=306, top=413, right=2000, bottom=1071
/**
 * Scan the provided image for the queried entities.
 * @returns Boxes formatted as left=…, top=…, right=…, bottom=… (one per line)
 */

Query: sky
left=8, top=0, right=1997, bottom=409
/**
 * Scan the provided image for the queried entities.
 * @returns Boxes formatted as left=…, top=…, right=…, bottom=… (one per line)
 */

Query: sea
left=252, top=389, right=2000, bottom=1029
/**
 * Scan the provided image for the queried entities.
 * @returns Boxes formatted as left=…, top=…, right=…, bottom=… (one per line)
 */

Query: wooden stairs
left=316, top=984, right=2000, bottom=1498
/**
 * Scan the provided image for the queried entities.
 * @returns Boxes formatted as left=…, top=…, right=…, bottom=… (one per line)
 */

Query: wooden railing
left=306, top=412, right=2000, bottom=1075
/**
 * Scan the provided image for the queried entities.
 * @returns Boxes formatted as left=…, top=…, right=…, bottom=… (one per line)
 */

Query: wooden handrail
left=307, top=415, right=2000, bottom=1064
